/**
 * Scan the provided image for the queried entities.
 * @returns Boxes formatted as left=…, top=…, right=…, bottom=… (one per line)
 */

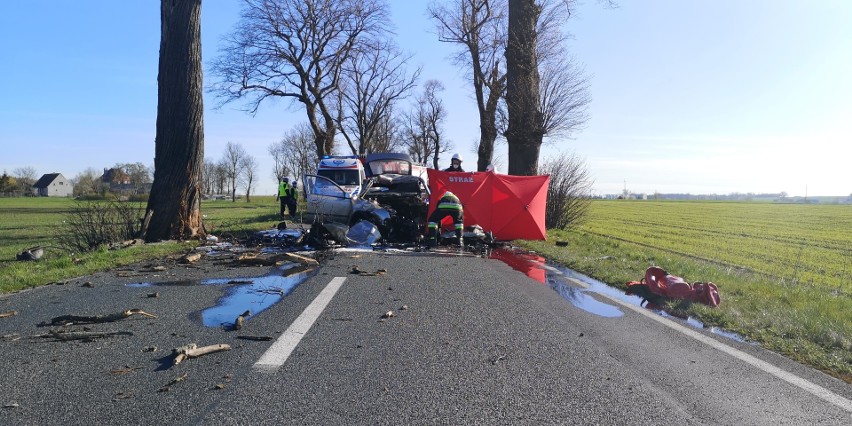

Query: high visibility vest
left=278, top=182, right=291, bottom=197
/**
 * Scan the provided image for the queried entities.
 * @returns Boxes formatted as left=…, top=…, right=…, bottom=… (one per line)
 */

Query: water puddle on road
left=126, top=264, right=317, bottom=328
left=490, top=247, right=748, bottom=342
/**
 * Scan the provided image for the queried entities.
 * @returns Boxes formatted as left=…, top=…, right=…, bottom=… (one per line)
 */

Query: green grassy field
left=520, top=200, right=852, bottom=382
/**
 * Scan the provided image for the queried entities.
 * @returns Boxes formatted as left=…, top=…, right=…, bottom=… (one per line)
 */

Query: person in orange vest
left=426, top=190, right=464, bottom=247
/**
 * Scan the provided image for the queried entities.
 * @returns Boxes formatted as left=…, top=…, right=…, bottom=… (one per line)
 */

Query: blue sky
left=1, top=1, right=850, bottom=197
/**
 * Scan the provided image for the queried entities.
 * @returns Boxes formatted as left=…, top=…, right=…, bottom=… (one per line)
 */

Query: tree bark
left=145, top=0, right=205, bottom=241
left=505, top=0, right=543, bottom=176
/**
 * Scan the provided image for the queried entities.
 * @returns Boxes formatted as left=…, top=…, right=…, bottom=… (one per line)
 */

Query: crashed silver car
left=302, top=156, right=430, bottom=244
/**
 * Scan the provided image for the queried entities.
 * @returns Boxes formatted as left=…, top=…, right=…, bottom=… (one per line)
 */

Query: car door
left=302, top=174, right=354, bottom=223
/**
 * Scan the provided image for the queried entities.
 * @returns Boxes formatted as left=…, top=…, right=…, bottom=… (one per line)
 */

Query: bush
left=57, top=201, right=144, bottom=252
left=540, top=151, right=593, bottom=229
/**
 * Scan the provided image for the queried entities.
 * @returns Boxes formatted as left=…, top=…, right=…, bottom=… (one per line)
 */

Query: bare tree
left=210, top=0, right=390, bottom=158
left=145, top=0, right=205, bottom=241
left=430, top=0, right=507, bottom=172
left=403, top=80, right=452, bottom=168
left=222, top=142, right=247, bottom=202
left=276, top=123, right=320, bottom=186
left=339, top=39, right=419, bottom=155
left=539, top=56, right=590, bottom=138
left=241, top=155, right=258, bottom=202
left=268, top=144, right=291, bottom=184
left=72, top=168, right=103, bottom=196
left=368, top=109, right=404, bottom=154
left=114, top=162, right=152, bottom=194
left=13, top=166, right=38, bottom=194
left=540, top=151, right=592, bottom=229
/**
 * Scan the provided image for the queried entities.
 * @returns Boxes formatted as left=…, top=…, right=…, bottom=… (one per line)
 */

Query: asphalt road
left=0, top=248, right=850, bottom=425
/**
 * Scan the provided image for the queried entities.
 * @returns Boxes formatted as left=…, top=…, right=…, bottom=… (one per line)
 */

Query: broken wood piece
left=282, top=252, right=319, bottom=266
left=172, top=343, right=230, bottom=366
left=44, top=330, right=133, bottom=341
left=41, top=309, right=157, bottom=326
left=0, top=311, right=18, bottom=318
left=181, top=252, right=203, bottom=264
left=350, top=266, right=387, bottom=276
left=234, top=311, right=250, bottom=330
left=236, top=336, right=273, bottom=341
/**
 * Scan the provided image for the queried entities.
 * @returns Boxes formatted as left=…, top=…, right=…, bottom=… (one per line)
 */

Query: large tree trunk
left=144, top=0, right=205, bottom=242
left=505, top=0, right=543, bottom=176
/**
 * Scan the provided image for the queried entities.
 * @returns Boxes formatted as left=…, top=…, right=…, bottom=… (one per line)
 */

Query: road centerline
left=253, top=276, right=347, bottom=372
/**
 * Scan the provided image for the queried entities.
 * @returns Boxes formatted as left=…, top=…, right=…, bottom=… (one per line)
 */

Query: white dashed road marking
left=253, top=276, right=346, bottom=372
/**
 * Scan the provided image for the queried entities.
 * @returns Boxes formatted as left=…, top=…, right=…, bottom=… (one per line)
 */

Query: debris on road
left=235, top=336, right=273, bottom=341
left=40, top=329, right=133, bottom=341
left=350, top=266, right=388, bottom=276
left=157, top=372, right=188, bottom=392
left=380, top=311, right=394, bottom=319
left=110, top=366, right=143, bottom=375
left=40, top=309, right=157, bottom=326
left=180, top=252, right=203, bottom=264
left=0, top=310, right=18, bottom=318
left=172, top=343, right=231, bottom=366
left=234, top=310, right=251, bottom=330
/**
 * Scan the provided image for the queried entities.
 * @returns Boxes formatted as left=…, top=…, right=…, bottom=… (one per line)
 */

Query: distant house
left=101, top=168, right=134, bottom=194
left=32, top=173, right=72, bottom=197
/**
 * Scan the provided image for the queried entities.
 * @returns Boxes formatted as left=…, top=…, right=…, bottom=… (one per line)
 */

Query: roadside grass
left=518, top=200, right=852, bottom=382
left=0, top=196, right=289, bottom=293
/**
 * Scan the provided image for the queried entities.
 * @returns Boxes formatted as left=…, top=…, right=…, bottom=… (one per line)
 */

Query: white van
left=315, top=156, right=367, bottom=196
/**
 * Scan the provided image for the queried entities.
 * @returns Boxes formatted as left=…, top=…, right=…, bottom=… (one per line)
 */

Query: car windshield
left=317, top=169, right=360, bottom=186
left=368, top=160, right=410, bottom=176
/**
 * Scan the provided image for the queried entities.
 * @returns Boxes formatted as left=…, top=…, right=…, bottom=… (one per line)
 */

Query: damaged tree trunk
left=144, top=0, right=205, bottom=242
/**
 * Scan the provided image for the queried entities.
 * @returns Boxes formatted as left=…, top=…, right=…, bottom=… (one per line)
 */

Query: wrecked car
left=303, top=155, right=430, bottom=244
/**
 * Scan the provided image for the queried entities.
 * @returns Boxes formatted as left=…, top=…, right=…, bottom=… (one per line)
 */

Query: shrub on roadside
left=57, top=201, right=144, bottom=252
left=540, top=151, right=593, bottom=229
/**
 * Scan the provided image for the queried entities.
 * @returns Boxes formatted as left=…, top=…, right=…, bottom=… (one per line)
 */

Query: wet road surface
left=0, top=249, right=850, bottom=425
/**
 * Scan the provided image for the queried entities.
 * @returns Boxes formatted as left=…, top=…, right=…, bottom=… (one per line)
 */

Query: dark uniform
left=426, top=191, right=464, bottom=247
left=278, top=179, right=297, bottom=219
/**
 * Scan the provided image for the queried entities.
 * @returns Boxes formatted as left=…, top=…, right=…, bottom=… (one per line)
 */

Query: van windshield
left=317, top=169, right=361, bottom=186
left=368, top=160, right=410, bottom=176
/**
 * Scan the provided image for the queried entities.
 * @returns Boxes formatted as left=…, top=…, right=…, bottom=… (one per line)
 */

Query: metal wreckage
left=256, top=153, right=493, bottom=249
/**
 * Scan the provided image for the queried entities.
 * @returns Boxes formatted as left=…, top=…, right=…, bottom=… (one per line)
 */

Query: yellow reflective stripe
left=437, top=202, right=462, bottom=210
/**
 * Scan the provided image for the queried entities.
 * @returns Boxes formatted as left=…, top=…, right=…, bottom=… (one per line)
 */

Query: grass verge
left=518, top=229, right=852, bottom=383
left=0, top=196, right=288, bottom=293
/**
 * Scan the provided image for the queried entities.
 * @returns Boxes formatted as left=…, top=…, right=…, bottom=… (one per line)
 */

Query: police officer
left=444, top=153, right=465, bottom=172
left=426, top=190, right=464, bottom=247
left=278, top=178, right=291, bottom=218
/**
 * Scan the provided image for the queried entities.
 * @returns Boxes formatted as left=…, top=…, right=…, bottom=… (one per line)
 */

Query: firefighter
left=443, top=153, right=465, bottom=172
left=426, top=190, right=464, bottom=247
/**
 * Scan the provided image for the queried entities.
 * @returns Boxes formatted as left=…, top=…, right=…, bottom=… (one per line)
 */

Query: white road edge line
left=562, top=276, right=852, bottom=414
left=253, top=276, right=347, bottom=372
